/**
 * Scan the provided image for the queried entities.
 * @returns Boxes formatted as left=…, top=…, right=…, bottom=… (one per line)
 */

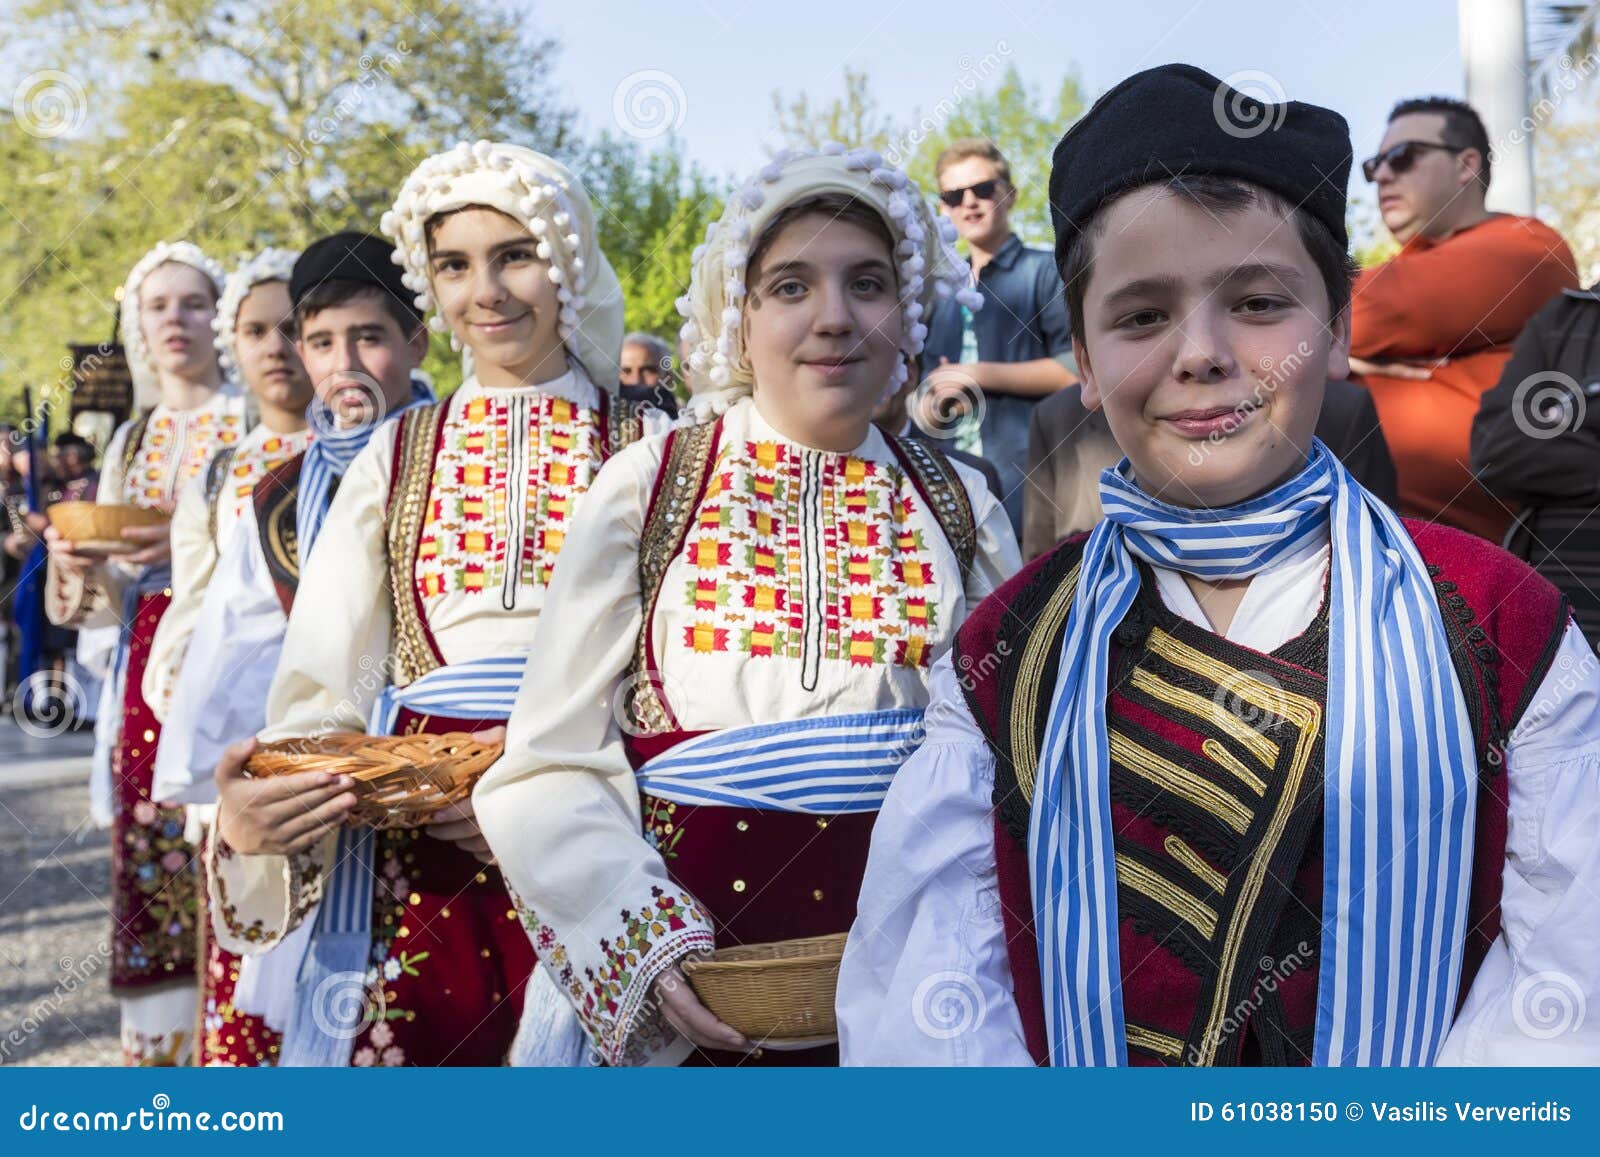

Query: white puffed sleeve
left=142, top=470, right=216, bottom=722
left=46, top=419, right=135, bottom=629
left=152, top=503, right=287, bottom=805
left=1437, top=622, right=1600, bottom=1065
left=259, top=431, right=397, bottom=742
left=211, top=433, right=396, bottom=954
left=473, top=435, right=711, bottom=1068
left=838, top=649, right=1033, bottom=1066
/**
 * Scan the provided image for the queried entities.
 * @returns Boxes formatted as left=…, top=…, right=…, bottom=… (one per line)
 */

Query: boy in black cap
left=145, top=232, right=435, bottom=1067
left=840, top=64, right=1600, bottom=1066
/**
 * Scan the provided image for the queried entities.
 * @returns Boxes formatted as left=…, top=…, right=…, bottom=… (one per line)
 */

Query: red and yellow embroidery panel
left=677, top=440, right=939, bottom=669
left=414, top=392, right=604, bottom=605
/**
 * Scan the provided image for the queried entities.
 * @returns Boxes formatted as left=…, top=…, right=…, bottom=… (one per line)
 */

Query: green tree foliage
left=0, top=0, right=574, bottom=419
left=769, top=61, right=1085, bottom=247
left=577, top=133, right=723, bottom=352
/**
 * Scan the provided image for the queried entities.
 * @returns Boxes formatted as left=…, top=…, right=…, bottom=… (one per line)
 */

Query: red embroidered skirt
left=110, top=588, right=200, bottom=994
left=339, top=709, right=537, bottom=1067
left=630, top=729, right=877, bottom=1067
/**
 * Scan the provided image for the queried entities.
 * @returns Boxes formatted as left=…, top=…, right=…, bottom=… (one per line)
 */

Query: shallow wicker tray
left=47, top=501, right=169, bottom=556
left=681, top=932, right=847, bottom=1042
left=243, top=732, right=503, bottom=829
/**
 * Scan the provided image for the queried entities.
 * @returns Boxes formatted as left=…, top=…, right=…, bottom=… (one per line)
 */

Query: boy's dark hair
left=54, top=432, right=94, bottom=456
left=1059, top=174, right=1356, bottom=351
left=1387, top=96, right=1492, bottom=191
left=293, top=280, right=423, bottom=339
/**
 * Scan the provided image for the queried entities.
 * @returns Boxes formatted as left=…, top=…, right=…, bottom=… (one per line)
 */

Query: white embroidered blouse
left=206, top=370, right=668, bottom=953
left=472, top=394, right=1022, bottom=1066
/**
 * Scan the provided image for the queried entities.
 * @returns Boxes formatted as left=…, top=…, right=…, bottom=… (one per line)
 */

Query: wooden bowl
left=47, top=501, right=169, bottom=556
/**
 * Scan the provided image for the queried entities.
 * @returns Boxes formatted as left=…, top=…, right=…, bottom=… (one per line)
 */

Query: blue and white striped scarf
left=635, top=708, right=926, bottom=814
left=295, top=375, right=434, bottom=556
left=1032, top=440, right=1478, bottom=1067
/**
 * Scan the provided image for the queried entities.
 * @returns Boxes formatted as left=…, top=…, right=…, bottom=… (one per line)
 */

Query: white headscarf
left=381, top=140, right=624, bottom=391
left=676, top=143, right=982, bottom=422
left=119, top=241, right=227, bottom=409
left=212, top=247, right=300, bottom=376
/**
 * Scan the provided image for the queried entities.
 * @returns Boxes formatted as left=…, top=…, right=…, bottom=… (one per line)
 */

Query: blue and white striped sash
left=1032, top=441, right=1478, bottom=1067
left=279, top=655, right=527, bottom=1067
left=635, top=708, right=925, bottom=814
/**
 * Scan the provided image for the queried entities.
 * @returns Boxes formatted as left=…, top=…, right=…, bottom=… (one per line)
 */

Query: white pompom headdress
left=119, top=241, right=227, bottom=409
left=676, top=143, right=982, bottom=420
left=212, top=247, right=300, bottom=376
left=381, top=140, right=624, bottom=390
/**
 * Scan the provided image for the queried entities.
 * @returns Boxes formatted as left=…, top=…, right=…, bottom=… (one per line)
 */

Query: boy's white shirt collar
left=1150, top=532, right=1331, bottom=653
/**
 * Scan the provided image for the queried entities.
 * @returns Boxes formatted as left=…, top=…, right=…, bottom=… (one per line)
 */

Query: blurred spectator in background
left=922, top=138, right=1076, bottom=536
left=619, top=331, right=680, bottom=414
left=1350, top=96, right=1577, bottom=541
left=1472, top=282, right=1600, bottom=648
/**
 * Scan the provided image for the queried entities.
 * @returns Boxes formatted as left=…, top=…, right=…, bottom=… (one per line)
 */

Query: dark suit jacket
left=1021, top=378, right=1399, bottom=560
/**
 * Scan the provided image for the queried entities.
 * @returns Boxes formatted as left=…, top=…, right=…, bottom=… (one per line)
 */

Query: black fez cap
left=289, top=230, right=422, bottom=327
left=1048, top=63, right=1353, bottom=268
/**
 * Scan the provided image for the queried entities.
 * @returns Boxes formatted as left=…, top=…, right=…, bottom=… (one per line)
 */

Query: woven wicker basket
left=47, top=501, right=169, bottom=555
left=680, top=933, right=847, bottom=1041
left=243, top=732, right=503, bottom=829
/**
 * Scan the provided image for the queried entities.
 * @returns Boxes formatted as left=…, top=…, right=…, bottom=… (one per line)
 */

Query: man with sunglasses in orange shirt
left=921, top=138, right=1077, bottom=536
left=1351, top=96, right=1576, bottom=541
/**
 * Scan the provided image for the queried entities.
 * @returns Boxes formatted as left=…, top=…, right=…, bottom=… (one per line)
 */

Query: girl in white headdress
left=139, top=248, right=315, bottom=1066
left=204, top=141, right=666, bottom=1067
left=474, top=144, right=1022, bottom=1066
left=45, top=240, right=248, bottom=1066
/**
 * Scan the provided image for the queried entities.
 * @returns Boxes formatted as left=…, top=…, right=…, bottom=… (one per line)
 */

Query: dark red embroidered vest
left=955, top=519, right=1570, bottom=1066
left=252, top=451, right=305, bottom=615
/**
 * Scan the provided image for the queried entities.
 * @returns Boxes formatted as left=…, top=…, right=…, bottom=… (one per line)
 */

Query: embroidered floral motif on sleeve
left=125, top=409, right=245, bottom=508
left=518, top=885, right=714, bottom=1065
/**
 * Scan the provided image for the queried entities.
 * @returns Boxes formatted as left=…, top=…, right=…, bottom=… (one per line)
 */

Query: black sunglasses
left=938, top=178, right=1003, bottom=208
left=1361, top=140, right=1465, bottom=182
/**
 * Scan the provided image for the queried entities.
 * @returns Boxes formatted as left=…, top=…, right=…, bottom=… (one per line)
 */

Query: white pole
left=1458, top=0, right=1536, bottom=214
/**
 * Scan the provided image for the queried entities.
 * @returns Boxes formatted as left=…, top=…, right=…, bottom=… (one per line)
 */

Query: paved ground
left=0, top=719, right=120, bottom=1066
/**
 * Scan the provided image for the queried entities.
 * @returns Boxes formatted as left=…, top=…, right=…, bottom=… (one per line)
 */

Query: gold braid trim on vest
left=629, top=418, right=720, bottom=734
left=884, top=433, right=977, bottom=587
left=385, top=401, right=449, bottom=687
left=202, top=445, right=236, bottom=550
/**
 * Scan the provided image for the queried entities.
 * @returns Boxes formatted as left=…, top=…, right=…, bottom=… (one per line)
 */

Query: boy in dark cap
left=840, top=64, right=1600, bottom=1066
left=144, top=232, right=435, bottom=1067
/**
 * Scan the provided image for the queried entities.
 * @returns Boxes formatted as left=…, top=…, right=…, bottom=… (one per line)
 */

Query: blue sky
left=537, top=0, right=1466, bottom=184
